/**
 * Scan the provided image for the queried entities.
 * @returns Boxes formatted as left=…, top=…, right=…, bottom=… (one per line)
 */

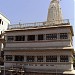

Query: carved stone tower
left=47, top=0, right=63, bottom=25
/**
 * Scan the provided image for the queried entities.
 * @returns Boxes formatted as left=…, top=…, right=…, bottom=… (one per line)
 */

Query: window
left=2, top=21, right=3, bottom=25
left=60, top=33, right=68, bottom=39
left=26, top=56, right=34, bottom=62
left=15, top=55, right=24, bottom=61
left=38, top=34, right=44, bottom=40
left=15, top=35, right=25, bottom=41
left=46, top=56, right=57, bottom=62
left=60, top=55, right=68, bottom=62
left=46, top=34, right=57, bottom=40
left=27, top=35, right=35, bottom=41
left=37, top=56, right=43, bottom=62
left=6, top=55, right=12, bottom=61
left=0, top=19, right=1, bottom=24
left=40, top=64, right=43, bottom=66
left=7, top=36, right=14, bottom=41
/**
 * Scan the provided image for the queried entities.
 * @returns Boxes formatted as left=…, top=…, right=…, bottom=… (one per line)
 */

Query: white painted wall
left=4, top=25, right=74, bottom=72
left=5, top=41, right=71, bottom=48
left=0, top=13, right=10, bottom=57
left=6, top=28, right=71, bottom=36
left=4, top=63, right=73, bottom=71
left=0, top=13, right=10, bottom=34
left=5, top=27, right=72, bottom=48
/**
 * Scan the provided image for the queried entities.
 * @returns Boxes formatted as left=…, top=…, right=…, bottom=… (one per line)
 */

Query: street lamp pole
left=4, top=65, right=5, bottom=75
left=56, top=65, right=57, bottom=75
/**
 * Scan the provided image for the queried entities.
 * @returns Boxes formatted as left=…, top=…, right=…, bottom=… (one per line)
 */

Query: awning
left=63, top=70, right=75, bottom=74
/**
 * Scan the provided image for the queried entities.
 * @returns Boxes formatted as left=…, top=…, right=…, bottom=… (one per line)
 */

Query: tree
left=73, top=58, right=75, bottom=67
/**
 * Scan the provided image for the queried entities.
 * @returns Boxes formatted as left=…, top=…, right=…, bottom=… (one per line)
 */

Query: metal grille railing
left=8, top=19, right=70, bottom=29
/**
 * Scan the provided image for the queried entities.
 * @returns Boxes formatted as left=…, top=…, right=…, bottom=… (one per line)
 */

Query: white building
left=0, top=13, right=10, bottom=56
left=0, top=12, right=10, bottom=34
left=4, top=0, right=75, bottom=75
left=0, top=13, right=10, bottom=74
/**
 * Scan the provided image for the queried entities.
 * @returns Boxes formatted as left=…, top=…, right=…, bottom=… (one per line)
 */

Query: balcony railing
left=8, top=19, right=70, bottom=29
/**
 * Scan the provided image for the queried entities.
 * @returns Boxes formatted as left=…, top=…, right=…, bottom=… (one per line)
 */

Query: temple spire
left=47, top=0, right=63, bottom=25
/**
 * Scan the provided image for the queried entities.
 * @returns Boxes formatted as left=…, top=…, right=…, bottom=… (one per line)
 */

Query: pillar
left=57, top=55, right=60, bottom=62
left=4, top=55, right=6, bottom=62
left=57, top=33, right=60, bottom=40
left=35, top=56, right=37, bottom=62
left=43, top=56, right=46, bottom=62
left=0, top=43, right=1, bottom=57
left=24, top=56, right=26, bottom=62
left=12, top=56, right=14, bottom=61
left=25, top=35, right=27, bottom=41
left=35, top=35, right=38, bottom=41
left=44, top=34, right=46, bottom=40
left=69, top=56, right=73, bottom=62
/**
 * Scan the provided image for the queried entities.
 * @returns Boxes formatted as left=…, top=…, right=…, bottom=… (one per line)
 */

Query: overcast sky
left=0, top=0, right=75, bottom=48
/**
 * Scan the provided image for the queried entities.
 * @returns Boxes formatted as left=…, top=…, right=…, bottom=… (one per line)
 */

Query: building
left=0, top=12, right=10, bottom=56
left=74, top=51, right=75, bottom=58
left=0, top=13, right=10, bottom=74
left=74, top=51, right=75, bottom=69
left=0, top=12, right=10, bottom=34
left=0, top=33, right=4, bottom=61
left=4, top=0, right=75, bottom=75
left=0, top=34, right=4, bottom=74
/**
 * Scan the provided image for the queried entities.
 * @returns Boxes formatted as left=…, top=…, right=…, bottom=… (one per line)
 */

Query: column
left=57, top=33, right=60, bottom=40
left=69, top=56, right=72, bottom=62
left=35, top=56, right=37, bottom=62
left=25, top=35, right=27, bottom=42
left=14, top=36, right=15, bottom=41
left=0, top=43, right=1, bottom=57
left=57, top=55, right=60, bottom=62
left=44, top=34, right=46, bottom=40
left=12, top=56, right=14, bottom=61
left=43, top=56, right=46, bottom=62
left=35, top=35, right=38, bottom=41
left=4, top=55, right=6, bottom=61
left=24, top=56, right=26, bottom=62
left=68, top=33, right=71, bottom=40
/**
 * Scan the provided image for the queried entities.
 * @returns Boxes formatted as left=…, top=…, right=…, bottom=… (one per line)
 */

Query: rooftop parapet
left=8, top=19, right=70, bottom=30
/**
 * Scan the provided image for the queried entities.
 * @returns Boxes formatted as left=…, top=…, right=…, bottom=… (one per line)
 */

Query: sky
left=0, top=0, right=75, bottom=48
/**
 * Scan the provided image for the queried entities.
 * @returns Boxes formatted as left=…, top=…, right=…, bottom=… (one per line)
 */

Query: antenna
left=19, top=20, right=22, bottom=28
left=19, top=20, right=21, bottom=25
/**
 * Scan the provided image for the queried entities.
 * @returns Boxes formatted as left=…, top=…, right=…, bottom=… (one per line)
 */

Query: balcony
left=8, top=19, right=70, bottom=30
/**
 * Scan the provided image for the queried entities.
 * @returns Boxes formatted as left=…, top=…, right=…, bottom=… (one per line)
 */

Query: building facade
left=74, top=51, right=75, bottom=69
left=0, top=13, right=10, bottom=34
left=0, top=12, right=10, bottom=74
left=0, top=12, right=10, bottom=56
left=3, top=0, right=75, bottom=75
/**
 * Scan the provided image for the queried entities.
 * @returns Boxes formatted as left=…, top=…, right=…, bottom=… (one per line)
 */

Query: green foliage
left=73, top=58, right=75, bottom=67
